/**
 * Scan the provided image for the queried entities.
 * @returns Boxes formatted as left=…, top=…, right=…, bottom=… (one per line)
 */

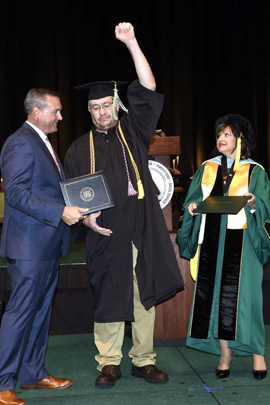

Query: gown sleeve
left=126, top=80, right=164, bottom=144
left=176, top=164, right=206, bottom=259
left=245, top=166, right=270, bottom=265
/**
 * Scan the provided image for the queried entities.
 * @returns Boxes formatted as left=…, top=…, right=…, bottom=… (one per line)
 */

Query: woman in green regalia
left=176, top=114, right=270, bottom=380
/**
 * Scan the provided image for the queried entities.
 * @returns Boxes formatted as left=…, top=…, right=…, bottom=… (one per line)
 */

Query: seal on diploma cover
left=80, top=187, right=95, bottom=202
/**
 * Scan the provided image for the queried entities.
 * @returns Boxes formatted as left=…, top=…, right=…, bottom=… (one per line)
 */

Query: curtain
left=0, top=0, right=269, bottom=174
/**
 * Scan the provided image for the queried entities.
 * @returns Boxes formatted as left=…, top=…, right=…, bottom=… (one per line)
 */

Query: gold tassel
left=234, top=133, right=242, bottom=171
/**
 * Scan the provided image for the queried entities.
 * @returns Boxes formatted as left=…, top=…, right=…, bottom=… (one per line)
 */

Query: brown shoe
left=132, top=364, right=169, bottom=383
left=20, top=375, right=72, bottom=390
left=95, top=365, right=121, bottom=387
left=0, top=390, right=25, bottom=405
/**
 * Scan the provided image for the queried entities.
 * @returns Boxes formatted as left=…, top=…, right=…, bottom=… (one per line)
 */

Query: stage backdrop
left=0, top=0, right=269, bottom=174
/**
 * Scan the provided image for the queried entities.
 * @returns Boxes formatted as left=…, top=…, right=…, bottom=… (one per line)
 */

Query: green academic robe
left=176, top=157, right=270, bottom=356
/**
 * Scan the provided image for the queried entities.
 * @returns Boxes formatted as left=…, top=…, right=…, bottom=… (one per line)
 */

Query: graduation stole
left=200, top=161, right=250, bottom=232
left=89, top=130, right=95, bottom=174
left=89, top=121, right=145, bottom=199
left=190, top=160, right=250, bottom=281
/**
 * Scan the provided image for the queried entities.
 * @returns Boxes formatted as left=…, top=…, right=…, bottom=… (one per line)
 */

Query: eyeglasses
left=89, top=102, right=113, bottom=112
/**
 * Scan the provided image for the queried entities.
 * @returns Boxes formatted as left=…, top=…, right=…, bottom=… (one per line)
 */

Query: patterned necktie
left=44, top=137, right=63, bottom=179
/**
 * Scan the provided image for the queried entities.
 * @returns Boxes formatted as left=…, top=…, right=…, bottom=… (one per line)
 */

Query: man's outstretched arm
left=115, top=22, right=156, bottom=91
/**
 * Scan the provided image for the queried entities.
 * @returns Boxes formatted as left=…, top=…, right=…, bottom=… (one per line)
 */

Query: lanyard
left=221, top=155, right=236, bottom=194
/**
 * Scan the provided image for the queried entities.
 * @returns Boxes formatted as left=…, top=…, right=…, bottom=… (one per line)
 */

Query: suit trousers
left=0, top=257, right=59, bottom=390
left=94, top=244, right=156, bottom=371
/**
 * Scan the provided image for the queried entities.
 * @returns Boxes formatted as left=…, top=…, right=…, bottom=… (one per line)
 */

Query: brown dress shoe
left=95, top=365, right=121, bottom=387
left=0, top=390, right=25, bottom=405
left=132, top=364, right=169, bottom=383
left=20, top=375, right=72, bottom=390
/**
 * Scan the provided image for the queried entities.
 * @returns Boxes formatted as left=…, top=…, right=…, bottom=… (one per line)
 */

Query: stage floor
left=1, top=243, right=270, bottom=336
left=17, top=326, right=270, bottom=405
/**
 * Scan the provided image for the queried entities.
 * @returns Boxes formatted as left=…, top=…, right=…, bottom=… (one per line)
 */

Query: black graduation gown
left=64, top=80, right=184, bottom=322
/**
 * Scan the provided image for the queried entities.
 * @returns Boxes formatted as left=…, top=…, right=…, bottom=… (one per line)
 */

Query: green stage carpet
left=17, top=326, right=270, bottom=405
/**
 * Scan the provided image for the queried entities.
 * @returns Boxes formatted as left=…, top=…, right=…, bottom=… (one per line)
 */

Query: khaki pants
left=94, top=244, right=156, bottom=371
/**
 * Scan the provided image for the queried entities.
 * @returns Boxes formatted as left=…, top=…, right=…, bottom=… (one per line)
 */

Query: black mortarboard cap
left=74, top=81, right=127, bottom=100
left=215, top=114, right=256, bottom=149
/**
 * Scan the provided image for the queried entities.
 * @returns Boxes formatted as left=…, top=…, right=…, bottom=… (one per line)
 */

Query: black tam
left=215, top=114, right=256, bottom=149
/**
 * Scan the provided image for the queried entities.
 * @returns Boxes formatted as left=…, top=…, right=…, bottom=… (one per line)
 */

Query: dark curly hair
left=212, top=123, right=252, bottom=159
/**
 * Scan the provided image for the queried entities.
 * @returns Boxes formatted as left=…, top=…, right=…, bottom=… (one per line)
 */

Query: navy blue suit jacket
left=0, top=122, right=69, bottom=261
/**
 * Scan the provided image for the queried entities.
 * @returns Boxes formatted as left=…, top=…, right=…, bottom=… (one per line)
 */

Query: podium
left=148, top=136, right=194, bottom=341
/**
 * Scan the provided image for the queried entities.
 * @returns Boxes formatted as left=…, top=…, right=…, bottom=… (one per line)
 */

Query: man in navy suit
left=0, top=88, right=88, bottom=405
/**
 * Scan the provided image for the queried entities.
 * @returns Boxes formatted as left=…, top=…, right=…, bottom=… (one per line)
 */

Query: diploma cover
left=193, top=196, right=249, bottom=214
left=60, top=171, right=115, bottom=214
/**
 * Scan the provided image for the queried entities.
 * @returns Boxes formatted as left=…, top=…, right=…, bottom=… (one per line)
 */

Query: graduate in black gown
left=64, top=22, right=184, bottom=388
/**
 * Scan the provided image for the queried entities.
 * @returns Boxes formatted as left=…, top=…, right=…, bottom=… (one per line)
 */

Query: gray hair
left=24, top=88, right=60, bottom=116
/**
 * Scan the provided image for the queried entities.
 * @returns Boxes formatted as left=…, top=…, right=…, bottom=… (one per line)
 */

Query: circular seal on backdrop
left=148, top=160, right=174, bottom=209
left=80, top=187, right=95, bottom=202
